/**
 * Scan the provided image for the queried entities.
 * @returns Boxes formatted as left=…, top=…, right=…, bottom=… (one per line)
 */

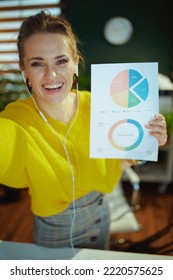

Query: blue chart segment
left=108, top=119, right=144, bottom=151
left=110, top=69, right=149, bottom=108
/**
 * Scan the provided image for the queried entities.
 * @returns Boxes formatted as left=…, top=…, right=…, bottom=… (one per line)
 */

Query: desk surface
left=0, top=240, right=173, bottom=260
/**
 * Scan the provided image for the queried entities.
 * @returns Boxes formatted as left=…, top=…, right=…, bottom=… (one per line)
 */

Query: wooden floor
left=0, top=181, right=173, bottom=256
left=110, top=182, right=173, bottom=256
left=0, top=186, right=34, bottom=244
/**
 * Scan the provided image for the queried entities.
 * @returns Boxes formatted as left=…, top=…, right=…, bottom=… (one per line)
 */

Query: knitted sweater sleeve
left=0, top=118, right=27, bottom=188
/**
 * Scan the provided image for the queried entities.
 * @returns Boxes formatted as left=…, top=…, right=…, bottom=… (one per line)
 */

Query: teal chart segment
left=110, top=69, right=149, bottom=108
left=108, top=119, right=144, bottom=151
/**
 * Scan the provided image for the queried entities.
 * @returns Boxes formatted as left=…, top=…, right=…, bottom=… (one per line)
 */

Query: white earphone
left=21, top=70, right=26, bottom=83
left=75, top=65, right=78, bottom=76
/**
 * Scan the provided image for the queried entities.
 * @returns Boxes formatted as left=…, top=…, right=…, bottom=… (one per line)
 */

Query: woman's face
left=22, top=32, right=77, bottom=108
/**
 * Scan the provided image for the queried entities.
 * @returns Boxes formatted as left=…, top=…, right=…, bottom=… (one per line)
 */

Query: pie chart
left=108, top=119, right=144, bottom=151
left=110, top=69, right=149, bottom=108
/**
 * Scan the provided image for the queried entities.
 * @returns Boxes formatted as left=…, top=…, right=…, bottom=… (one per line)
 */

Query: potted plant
left=163, top=110, right=173, bottom=138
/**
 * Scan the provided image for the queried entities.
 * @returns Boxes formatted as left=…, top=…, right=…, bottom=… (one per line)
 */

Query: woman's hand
left=145, top=114, right=168, bottom=147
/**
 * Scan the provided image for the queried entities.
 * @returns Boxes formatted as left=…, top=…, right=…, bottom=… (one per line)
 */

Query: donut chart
left=110, top=69, right=149, bottom=108
left=108, top=119, right=144, bottom=151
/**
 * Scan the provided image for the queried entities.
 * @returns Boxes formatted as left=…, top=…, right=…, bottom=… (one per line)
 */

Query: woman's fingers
left=145, top=114, right=168, bottom=146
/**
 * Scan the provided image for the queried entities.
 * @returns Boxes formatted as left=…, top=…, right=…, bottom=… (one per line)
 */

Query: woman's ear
left=21, top=71, right=26, bottom=83
left=18, top=63, right=26, bottom=83
left=18, top=63, right=23, bottom=73
left=75, top=65, right=78, bottom=76
left=26, top=78, right=32, bottom=93
left=71, top=65, right=78, bottom=90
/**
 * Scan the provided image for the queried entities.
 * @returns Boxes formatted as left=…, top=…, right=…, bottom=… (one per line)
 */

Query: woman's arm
left=0, top=118, right=27, bottom=187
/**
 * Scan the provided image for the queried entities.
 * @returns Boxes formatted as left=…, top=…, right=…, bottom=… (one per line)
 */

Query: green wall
left=67, top=0, right=172, bottom=82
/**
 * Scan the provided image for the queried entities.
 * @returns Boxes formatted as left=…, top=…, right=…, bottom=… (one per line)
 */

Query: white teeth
left=44, top=83, right=62, bottom=89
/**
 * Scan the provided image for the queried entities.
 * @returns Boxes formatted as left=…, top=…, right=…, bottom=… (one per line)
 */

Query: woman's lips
left=43, top=83, right=63, bottom=94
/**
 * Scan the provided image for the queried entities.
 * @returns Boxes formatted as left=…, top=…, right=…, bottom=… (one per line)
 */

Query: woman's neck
left=35, top=92, right=78, bottom=124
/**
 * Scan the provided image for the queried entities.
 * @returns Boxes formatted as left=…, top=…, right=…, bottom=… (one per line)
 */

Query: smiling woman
left=0, top=10, right=122, bottom=251
left=20, top=33, right=77, bottom=122
left=17, top=10, right=83, bottom=122
left=0, top=10, right=167, bottom=253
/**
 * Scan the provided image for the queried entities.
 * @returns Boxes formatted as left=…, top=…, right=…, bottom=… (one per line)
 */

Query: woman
left=0, top=11, right=167, bottom=250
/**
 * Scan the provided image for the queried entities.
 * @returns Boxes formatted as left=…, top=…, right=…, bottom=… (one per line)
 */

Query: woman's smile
left=23, top=33, right=76, bottom=109
left=42, top=82, right=64, bottom=95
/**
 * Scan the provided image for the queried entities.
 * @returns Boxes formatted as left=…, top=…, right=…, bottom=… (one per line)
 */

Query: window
left=0, top=0, right=66, bottom=75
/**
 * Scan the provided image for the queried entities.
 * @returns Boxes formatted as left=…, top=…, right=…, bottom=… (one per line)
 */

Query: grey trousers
left=33, top=192, right=110, bottom=250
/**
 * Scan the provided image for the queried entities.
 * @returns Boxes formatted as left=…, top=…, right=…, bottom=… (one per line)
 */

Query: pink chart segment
left=110, top=69, right=149, bottom=108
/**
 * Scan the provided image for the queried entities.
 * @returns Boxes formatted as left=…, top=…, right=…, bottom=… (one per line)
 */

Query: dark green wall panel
left=67, top=0, right=172, bottom=78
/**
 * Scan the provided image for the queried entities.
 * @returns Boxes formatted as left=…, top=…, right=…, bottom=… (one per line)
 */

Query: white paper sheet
left=90, top=62, right=159, bottom=161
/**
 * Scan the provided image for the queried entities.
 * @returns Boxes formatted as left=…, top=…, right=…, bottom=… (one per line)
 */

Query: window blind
left=0, top=0, right=66, bottom=75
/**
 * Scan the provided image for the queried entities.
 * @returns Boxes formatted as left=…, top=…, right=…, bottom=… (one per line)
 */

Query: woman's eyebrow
left=54, top=55, right=67, bottom=59
left=28, top=57, right=43, bottom=62
left=28, top=55, right=66, bottom=62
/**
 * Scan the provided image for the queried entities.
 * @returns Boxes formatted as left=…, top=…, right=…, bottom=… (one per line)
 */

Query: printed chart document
left=90, top=62, right=159, bottom=161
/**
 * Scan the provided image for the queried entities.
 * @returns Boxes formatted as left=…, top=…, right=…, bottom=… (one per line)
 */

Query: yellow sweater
left=0, top=90, right=122, bottom=216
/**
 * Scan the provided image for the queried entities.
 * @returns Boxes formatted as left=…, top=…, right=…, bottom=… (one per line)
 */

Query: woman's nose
left=45, top=66, right=57, bottom=78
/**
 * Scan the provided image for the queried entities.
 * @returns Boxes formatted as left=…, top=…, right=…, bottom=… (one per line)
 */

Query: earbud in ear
left=21, top=71, right=32, bottom=94
left=71, top=66, right=78, bottom=90
left=26, top=78, right=32, bottom=94
left=21, top=71, right=26, bottom=83
left=75, top=65, right=78, bottom=76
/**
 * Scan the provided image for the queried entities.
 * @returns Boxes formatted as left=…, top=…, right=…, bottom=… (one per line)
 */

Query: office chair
left=105, top=167, right=142, bottom=235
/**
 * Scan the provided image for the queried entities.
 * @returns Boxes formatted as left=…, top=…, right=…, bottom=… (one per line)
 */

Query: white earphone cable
left=23, top=70, right=79, bottom=256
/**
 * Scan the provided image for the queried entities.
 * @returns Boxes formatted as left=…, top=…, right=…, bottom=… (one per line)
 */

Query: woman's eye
left=31, top=62, right=44, bottom=67
left=57, top=58, right=68, bottom=65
